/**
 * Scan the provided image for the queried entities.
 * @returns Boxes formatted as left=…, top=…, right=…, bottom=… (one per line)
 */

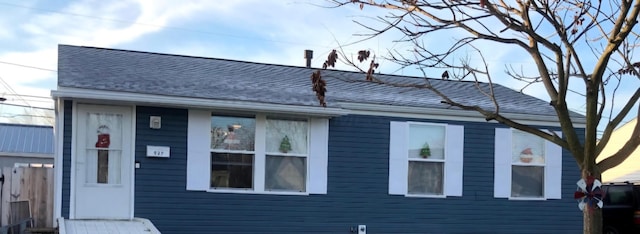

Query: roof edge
left=51, top=88, right=348, bottom=117
left=338, top=102, right=587, bottom=127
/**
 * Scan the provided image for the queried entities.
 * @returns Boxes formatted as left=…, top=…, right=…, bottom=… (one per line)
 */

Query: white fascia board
left=51, top=88, right=347, bottom=117
left=338, top=102, right=587, bottom=128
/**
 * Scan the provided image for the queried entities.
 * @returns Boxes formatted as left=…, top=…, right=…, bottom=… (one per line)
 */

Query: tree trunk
left=581, top=169, right=603, bottom=234
left=583, top=207, right=603, bottom=234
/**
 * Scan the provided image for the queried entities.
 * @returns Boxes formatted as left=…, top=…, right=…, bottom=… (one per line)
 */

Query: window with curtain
left=511, top=130, right=546, bottom=198
left=407, top=123, right=446, bottom=195
left=265, top=119, right=308, bottom=192
left=85, top=112, right=123, bottom=184
left=388, top=121, right=464, bottom=198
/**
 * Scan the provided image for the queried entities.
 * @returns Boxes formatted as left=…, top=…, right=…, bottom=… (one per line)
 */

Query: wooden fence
left=0, top=167, right=54, bottom=228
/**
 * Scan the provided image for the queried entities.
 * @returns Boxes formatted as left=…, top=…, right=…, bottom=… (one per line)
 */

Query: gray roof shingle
left=0, top=123, right=54, bottom=155
left=57, top=45, right=569, bottom=117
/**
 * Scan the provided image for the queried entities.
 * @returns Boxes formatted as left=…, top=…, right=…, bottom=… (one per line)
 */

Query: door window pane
left=266, top=119, right=308, bottom=154
left=86, top=149, right=121, bottom=184
left=265, top=155, right=306, bottom=192
left=211, top=116, right=255, bottom=151
left=211, top=153, right=254, bottom=189
left=85, top=112, right=123, bottom=184
left=408, top=161, right=444, bottom=195
left=511, top=166, right=544, bottom=197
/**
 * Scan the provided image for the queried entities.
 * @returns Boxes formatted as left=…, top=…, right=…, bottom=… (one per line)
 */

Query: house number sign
left=146, top=145, right=170, bottom=158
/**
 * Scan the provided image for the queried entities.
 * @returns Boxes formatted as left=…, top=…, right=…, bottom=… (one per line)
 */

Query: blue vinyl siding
left=61, top=100, right=72, bottom=218
left=131, top=107, right=582, bottom=234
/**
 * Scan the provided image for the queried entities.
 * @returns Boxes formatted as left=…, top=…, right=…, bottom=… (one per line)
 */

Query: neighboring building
left=598, top=118, right=640, bottom=182
left=0, top=123, right=54, bottom=169
left=52, top=45, right=586, bottom=233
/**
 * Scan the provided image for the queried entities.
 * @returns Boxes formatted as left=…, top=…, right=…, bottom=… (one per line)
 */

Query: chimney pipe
left=304, top=50, right=313, bottom=68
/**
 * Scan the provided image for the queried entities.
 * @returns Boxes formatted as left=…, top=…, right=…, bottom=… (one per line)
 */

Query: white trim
left=206, top=188, right=309, bottom=196
left=339, top=102, right=586, bottom=127
left=493, top=128, right=512, bottom=198
left=186, top=109, right=211, bottom=191
left=544, top=131, right=563, bottom=199
left=254, top=114, right=266, bottom=192
left=444, top=124, right=464, bottom=197
left=308, top=118, right=328, bottom=194
left=507, top=197, right=547, bottom=201
left=388, top=121, right=408, bottom=195
left=405, top=194, right=447, bottom=199
left=129, top=106, right=136, bottom=219
left=52, top=88, right=347, bottom=117
left=57, top=218, right=66, bottom=233
left=53, top=99, right=64, bottom=224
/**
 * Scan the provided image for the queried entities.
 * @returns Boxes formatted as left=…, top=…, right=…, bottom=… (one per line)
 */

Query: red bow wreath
left=574, top=176, right=603, bottom=211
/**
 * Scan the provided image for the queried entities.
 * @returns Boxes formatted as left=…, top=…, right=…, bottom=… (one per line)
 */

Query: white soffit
left=338, top=102, right=587, bottom=127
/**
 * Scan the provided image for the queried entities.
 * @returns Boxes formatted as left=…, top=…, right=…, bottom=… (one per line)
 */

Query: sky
left=0, top=0, right=637, bottom=130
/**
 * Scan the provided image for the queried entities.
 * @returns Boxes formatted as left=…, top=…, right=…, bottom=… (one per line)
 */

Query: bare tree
left=311, top=1, right=640, bottom=233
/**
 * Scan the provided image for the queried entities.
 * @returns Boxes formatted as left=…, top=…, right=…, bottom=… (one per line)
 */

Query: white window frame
left=389, top=121, right=464, bottom=198
left=187, top=110, right=328, bottom=195
left=494, top=128, right=562, bottom=200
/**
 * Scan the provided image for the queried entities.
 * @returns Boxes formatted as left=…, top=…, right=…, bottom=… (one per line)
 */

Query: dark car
left=602, top=182, right=640, bottom=234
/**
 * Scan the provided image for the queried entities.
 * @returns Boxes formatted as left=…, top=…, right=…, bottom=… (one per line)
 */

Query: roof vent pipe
left=304, top=50, right=313, bottom=68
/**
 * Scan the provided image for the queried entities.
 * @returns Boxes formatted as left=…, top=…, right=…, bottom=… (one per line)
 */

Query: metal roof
left=0, top=123, right=54, bottom=156
left=57, top=45, right=579, bottom=118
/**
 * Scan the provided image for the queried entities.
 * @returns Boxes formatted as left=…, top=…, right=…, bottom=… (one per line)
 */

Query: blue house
left=52, top=45, right=585, bottom=233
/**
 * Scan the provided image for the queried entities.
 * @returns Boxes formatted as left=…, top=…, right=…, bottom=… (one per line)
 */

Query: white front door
left=74, top=104, right=134, bottom=219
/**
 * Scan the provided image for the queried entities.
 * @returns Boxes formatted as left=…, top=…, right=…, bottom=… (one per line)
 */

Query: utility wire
left=0, top=61, right=56, bottom=72
left=0, top=102, right=53, bottom=110
left=1, top=93, right=52, bottom=99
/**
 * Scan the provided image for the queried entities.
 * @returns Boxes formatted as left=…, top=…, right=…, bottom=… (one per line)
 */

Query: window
left=265, top=119, right=308, bottom=192
left=494, top=128, right=562, bottom=200
left=389, top=121, right=464, bottom=197
left=210, top=116, right=256, bottom=189
left=84, top=113, right=123, bottom=184
left=187, top=110, right=328, bottom=195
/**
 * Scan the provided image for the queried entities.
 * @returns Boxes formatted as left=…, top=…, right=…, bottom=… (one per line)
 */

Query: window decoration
left=574, top=176, right=603, bottom=211
left=420, top=142, right=431, bottom=158
left=96, top=125, right=110, bottom=183
left=279, top=136, right=292, bottom=153
left=85, top=113, right=122, bottom=185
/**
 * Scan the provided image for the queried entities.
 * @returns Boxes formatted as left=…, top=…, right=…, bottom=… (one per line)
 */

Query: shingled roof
left=57, top=45, right=569, bottom=117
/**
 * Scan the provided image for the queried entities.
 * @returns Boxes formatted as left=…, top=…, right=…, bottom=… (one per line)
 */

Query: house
left=52, top=45, right=585, bottom=233
left=598, top=118, right=639, bottom=182
left=0, top=123, right=54, bottom=169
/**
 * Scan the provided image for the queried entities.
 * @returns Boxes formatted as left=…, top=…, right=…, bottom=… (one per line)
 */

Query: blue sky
left=0, top=0, right=636, bottom=128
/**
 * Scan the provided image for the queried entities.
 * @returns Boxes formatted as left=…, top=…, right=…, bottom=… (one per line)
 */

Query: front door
left=74, top=104, right=133, bottom=219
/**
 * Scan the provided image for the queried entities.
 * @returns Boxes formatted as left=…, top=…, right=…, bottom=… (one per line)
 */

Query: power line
left=0, top=61, right=56, bottom=72
left=1, top=93, right=53, bottom=99
left=0, top=102, right=53, bottom=110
